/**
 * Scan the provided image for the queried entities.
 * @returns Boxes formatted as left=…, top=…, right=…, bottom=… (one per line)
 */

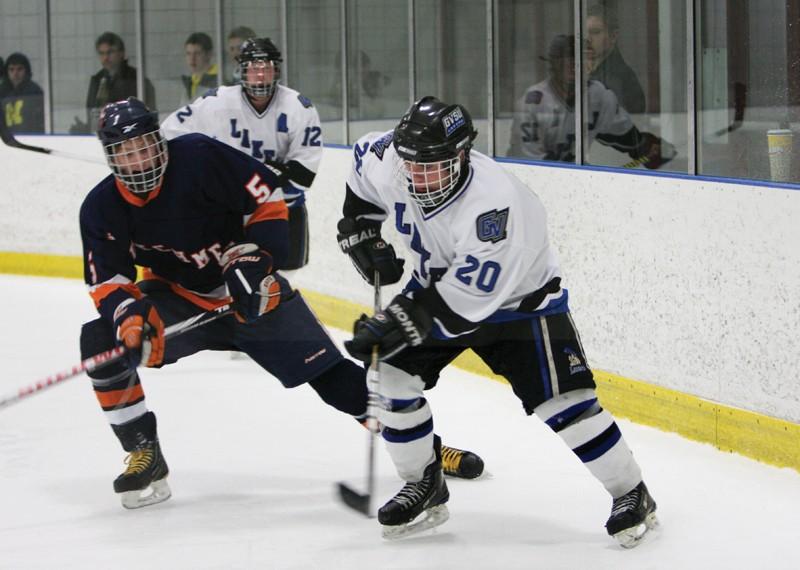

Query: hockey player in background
left=79, top=97, right=483, bottom=510
left=162, top=37, right=318, bottom=270
left=338, top=96, right=658, bottom=546
left=508, top=34, right=675, bottom=168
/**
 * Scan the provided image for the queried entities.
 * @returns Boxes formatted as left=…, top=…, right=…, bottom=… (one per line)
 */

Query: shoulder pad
left=201, top=87, right=219, bottom=99
left=297, top=94, right=313, bottom=108
left=369, top=132, right=394, bottom=161
left=525, top=90, right=543, bottom=105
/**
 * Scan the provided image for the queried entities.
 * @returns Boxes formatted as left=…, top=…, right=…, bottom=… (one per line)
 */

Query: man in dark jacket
left=585, top=3, right=645, bottom=115
left=0, top=52, right=44, bottom=133
left=70, top=32, right=156, bottom=133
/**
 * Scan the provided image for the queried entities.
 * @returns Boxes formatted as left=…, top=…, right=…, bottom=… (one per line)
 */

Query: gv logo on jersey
left=476, top=208, right=509, bottom=243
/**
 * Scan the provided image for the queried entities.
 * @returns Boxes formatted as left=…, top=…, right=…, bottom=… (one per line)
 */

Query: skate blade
left=613, top=511, right=659, bottom=548
left=381, top=504, right=449, bottom=540
left=120, top=478, right=172, bottom=509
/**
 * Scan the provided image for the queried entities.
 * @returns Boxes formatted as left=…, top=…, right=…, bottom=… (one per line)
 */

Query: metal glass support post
left=687, top=0, right=697, bottom=175
left=215, top=0, right=224, bottom=88
left=341, top=0, right=349, bottom=144
left=43, top=0, right=53, bottom=133
left=280, top=0, right=289, bottom=84
left=408, top=0, right=416, bottom=104
left=573, top=0, right=584, bottom=165
left=486, top=0, right=495, bottom=157
left=135, top=0, right=145, bottom=102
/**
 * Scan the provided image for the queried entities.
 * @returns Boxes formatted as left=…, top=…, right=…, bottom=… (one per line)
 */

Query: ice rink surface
left=1, top=275, right=798, bottom=570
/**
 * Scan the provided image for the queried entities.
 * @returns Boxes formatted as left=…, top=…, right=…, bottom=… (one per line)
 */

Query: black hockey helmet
left=236, top=37, right=282, bottom=99
left=393, top=96, right=477, bottom=208
left=97, top=97, right=168, bottom=194
left=393, top=96, right=477, bottom=163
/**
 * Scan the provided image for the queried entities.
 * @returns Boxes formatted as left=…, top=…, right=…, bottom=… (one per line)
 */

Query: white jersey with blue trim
left=161, top=84, right=322, bottom=191
left=508, top=78, right=633, bottom=161
left=346, top=130, right=565, bottom=327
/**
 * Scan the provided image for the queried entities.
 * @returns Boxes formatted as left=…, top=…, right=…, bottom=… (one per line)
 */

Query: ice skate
left=114, top=438, right=171, bottom=509
left=605, top=481, right=658, bottom=548
left=378, top=461, right=450, bottom=539
left=441, top=444, right=484, bottom=479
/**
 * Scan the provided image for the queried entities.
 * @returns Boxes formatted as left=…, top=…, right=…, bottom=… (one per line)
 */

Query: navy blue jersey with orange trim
left=80, top=133, right=289, bottom=323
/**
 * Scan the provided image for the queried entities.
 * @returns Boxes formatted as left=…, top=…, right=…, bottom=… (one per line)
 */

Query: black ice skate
left=605, top=481, right=658, bottom=548
left=378, top=461, right=450, bottom=539
left=111, top=412, right=171, bottom=509
left=441, top=444, right=484, bottom=479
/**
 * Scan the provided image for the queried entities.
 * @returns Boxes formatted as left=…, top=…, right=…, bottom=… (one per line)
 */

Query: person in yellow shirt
left=181, top=32, right=218, bottom=103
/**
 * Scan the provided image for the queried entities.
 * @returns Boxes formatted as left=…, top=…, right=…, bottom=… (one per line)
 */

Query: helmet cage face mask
left=395, top=153, right=463, bottom=209
left=239, top=58, right=280, bottom=99
left=104, top=131, right=169, bottom=194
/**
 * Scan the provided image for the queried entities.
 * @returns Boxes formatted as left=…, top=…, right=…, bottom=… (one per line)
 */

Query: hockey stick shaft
left=0, top=120, right=106, bottom=165
left=0, top=303, right=232, bottom=411
left=336, top=271, right=382, bottom=517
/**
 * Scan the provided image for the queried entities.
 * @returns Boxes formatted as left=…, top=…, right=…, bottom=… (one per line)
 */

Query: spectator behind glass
left=182, top=32, right=218, bottom=102
left=0, top=52, right=44, bottom=133
left=508, top=34, right=675, bottom=169
left=70, top=32, right=156, bottom=134
left=226, top=26, right=256, bottom=85
left=585, top=2, right=645, bottom=115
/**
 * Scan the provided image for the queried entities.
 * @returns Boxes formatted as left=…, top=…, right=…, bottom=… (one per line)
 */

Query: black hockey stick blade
left=0, top=120, right=50, bottom=153
left=336, top=481, right=373, bottom=517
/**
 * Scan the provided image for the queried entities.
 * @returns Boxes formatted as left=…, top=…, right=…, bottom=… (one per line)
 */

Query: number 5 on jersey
left=245, top=173, right=274, bottom=204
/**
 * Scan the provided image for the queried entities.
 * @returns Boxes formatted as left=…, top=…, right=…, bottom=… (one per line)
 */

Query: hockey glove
left=344, top=295, right=432, bottom=362
left=635, top=132, right=677, bottom=170
left=113, top=299, right=165, bottom=368
left=221, top=243, right=282, bottom=323
left=337, top=217, right=405, bottom=286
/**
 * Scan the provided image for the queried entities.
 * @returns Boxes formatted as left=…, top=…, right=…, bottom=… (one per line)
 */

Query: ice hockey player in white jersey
left=162, top=37, right=321, bottom=269
left=509, top=34, right=675, bottom=168
left=337, top=96, right=659, bottom=546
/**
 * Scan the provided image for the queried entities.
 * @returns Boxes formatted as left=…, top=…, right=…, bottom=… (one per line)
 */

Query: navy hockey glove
left=221, top=243, right=283, bottom=323
left=113, top=299, right=165, bottom=368
left=337, top=217, right=405, bottom=286
left=344, top=295, right=432, bottom=362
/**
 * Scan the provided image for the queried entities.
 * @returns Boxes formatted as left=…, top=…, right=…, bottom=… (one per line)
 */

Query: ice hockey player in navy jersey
left=162, top=37, right=319, bottom=270
left=79, top=97, right=483, bottom=510
left=338, top=96, right=658, bottom=546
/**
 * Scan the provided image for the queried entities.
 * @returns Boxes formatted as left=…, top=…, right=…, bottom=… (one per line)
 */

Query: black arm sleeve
left=342, top=184, right=387, bottom=220
left=412, top=285, right=479, bottom=337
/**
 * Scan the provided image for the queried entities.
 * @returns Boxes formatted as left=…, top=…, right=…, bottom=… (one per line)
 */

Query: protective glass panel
left=699, top=0, right=800, bottom=183
left=50, top=0, right=137, bottom=134
left=286, top=0, right=343, bottom=144
left=221, top=1, right=282, bottom=88
left=143, top=0, right=216, bottom=121
left=497, top=0, right=573, bottom=161
left=345, top=0, right=410, bottom=143
left=415, top=0, right=488, bottom=154
left=582, top=0, right=687, bottom=173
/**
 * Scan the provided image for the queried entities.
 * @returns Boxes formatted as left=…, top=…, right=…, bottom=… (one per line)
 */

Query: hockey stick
left=336, top=271, right=382, bottom=517
left=0, top=303, right=233, bottom=411
left=0, top=119, right=106, bottom=165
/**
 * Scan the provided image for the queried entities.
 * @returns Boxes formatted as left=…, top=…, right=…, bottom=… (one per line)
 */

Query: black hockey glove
left=263, top=158, right=305, bottom=209
left=344, top=295, right=432, bottom=362
left=634, top=132, right=677, bottom=170
left=221, top=243, right=283, bottom=323
left=337, top=217, right=405, bottom=286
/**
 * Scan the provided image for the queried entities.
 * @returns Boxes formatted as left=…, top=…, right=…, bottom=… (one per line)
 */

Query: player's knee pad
left=534, top=388, right=601, bottom=433
left=80, top=318, right=133, bottom=383
left=307, top=359, right=368, bottom=417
